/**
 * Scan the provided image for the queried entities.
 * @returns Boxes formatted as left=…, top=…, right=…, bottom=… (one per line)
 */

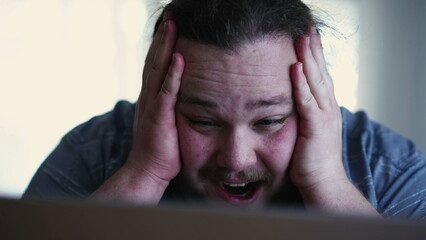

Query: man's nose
left=216, top=128, right=257, bottom=172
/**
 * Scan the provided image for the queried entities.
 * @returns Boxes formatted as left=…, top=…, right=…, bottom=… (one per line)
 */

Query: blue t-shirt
left=22, top=101, right=426, bottom=219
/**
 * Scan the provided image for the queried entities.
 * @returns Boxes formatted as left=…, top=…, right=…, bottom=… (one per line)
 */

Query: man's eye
left=255, top=118, right=286, bottom=128
left=189, top=119, right=219, bottom=127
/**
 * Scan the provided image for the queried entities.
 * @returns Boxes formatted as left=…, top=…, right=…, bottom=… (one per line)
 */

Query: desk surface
left=1, top=198, right=425, bottom=240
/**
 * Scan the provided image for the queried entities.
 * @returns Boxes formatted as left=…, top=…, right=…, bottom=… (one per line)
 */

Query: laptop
left=1, top=197, right=425, bottom=240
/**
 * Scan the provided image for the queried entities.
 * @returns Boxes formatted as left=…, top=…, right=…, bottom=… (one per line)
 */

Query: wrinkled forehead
left=174, top=36, right=297, bottom=89
left=174, top=36, right=296, bottom=67
left=175, top=37, right=297, bottom=107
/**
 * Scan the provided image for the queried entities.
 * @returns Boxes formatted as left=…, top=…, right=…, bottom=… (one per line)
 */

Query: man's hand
left=289, top=26, right=379, bottom=215
left=290, top=26, right=344, bottom=193
left=91, top=15, right=184, bottom=205
left=128, top=14, right=184, bottom=189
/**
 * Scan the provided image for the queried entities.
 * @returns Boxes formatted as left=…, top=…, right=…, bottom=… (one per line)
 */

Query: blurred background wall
left=358, top=0, right=426, bottom=155
left=0, top=0, right=425, bottom=197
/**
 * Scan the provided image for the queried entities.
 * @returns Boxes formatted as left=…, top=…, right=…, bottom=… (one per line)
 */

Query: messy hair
left=153, top=0, right=318, bottom=49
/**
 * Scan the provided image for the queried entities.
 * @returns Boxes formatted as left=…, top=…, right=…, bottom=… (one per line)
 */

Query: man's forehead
left=175, top=36, right=296, bottom=110
left=175, top=36, right=297, bottom=83
left=174, top=36, right=296, bottom=64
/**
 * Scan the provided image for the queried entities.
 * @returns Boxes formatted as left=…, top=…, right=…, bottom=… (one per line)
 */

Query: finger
left=308, top=26, right=327, bottom=74
left=308, top=26, right=336, bottom=99
left=291, top=62, right=318, bottom=118
left=145, top=19, right=178, bottom=94
left=138, top=20, right=168, bottom=120
left=143, top=18, right=167, bottom=88
left=144, top=11, right=172, bottom=75
left=155, top=53, right=184, bottom=120
left=295, top=35, right=329, bottom=109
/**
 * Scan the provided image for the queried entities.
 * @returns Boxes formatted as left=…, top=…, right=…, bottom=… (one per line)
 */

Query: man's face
left=175, top=37, right=298, bottom=206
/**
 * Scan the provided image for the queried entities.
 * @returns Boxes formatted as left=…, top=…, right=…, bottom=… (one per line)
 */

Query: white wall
left=0, top=0, right=153, bottom=197
left=358, top=0, right=426, bottom=154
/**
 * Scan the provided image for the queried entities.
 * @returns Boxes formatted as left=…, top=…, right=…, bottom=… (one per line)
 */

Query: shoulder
left=59, top=100, right=136, bottom=186
left=23, top=101, right=136, bottom=199
left=341, top=107, right=422, bottom=169
left=341, top=107, right=426, bottom=219
left=65, top=100, right=135, bottom=145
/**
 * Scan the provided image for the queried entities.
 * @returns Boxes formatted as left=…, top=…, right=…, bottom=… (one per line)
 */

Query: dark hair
left=154, top=0, right=318, bottom=49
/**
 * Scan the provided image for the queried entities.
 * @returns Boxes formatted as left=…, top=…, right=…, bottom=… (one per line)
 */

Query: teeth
left=223, top=182, right=247, bottom=187
left=221, top=182, right=253, bottom=198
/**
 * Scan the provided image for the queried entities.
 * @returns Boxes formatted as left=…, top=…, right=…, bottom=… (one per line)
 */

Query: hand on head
left=289, top=25, right=346, bottom=194
left=91, top=14, right=185, bottom=205
left=128, top=13, right=184, bottom=185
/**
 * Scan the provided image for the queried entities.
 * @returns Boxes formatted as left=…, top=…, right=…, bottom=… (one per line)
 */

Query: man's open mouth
left=214, top=180, right=263, bottom=204
left=200, top=168, right=270, bottom=204
left=220, top=181, right=261, bottom=198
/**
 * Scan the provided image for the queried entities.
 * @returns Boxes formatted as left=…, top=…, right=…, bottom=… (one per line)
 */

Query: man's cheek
left=177, top=124, right=212, bottom=168
left=267, top=117, right=299, bottom=161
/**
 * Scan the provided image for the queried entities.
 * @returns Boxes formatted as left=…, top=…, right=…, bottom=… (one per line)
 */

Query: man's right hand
left=127, top=13, right=184, bottom=191
left=91, top=15, right=184, bottom=205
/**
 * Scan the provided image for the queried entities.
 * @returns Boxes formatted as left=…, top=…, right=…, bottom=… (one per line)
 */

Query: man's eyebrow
left=178, top=94, right=293, bottom=109
left=178, top=95, right=218, bottom=108
left=246, top=95, right=294, bottom=109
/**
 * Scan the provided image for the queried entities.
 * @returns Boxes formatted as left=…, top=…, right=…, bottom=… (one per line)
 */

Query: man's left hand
left=289, top=26, right=379, bottom=216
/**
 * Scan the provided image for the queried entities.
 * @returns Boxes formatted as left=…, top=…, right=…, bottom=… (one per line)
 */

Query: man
left=23, top=0, right=426, bottom=219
